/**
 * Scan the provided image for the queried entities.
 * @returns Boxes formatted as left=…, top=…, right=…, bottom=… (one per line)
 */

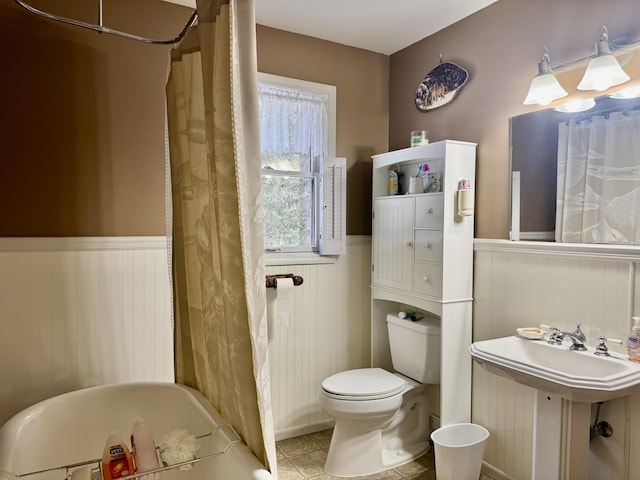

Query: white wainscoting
left=267, top=236, right=372, bottom=440
left=473, top=239, right=640, bottom=480
left=6, top=234, right=638, bottom=476
left=0, top=237, right=174, bottom=426
left=0, top=235, right=371, bottom=442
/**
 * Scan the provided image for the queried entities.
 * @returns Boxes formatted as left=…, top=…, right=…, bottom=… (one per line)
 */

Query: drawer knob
left=422, top=276, right=430, bottom=283
left=425, top=208, right=434, bottom=214
left=424, top=243, right=432, bottom=249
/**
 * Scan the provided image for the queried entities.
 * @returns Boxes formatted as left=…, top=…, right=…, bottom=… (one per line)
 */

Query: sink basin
left=469, top=336, right=640, bottom=403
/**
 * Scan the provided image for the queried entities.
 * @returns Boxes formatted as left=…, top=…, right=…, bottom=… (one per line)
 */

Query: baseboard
left=482, top=461, right=514, bottom=480
left=275, top=419, right=335, bottom=441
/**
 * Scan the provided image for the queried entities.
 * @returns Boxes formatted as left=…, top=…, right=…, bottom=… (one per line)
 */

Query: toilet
left=319, top=313, right=441, bottom=477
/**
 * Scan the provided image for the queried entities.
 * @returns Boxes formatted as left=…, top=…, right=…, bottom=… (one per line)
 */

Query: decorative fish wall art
left=415, top=62, right=469, bottom=112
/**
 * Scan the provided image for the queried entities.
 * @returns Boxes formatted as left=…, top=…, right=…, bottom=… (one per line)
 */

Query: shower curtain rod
left=14, top=0, right=197, bottom=45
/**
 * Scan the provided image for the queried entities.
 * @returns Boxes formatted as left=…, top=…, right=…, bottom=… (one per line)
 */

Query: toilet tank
left=387, top=313, right=441, bottom=383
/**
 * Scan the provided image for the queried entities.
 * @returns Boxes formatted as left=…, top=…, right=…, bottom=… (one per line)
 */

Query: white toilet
left=319, top=313, right=441, bottom=477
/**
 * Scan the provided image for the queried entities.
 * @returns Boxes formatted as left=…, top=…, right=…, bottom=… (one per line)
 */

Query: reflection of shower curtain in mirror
left=556, top=111, right=640, bottom=243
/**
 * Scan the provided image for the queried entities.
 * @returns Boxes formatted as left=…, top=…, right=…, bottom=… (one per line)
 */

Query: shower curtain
left=165, top=0, right=276, bottom=475
left=556, top=110, right=640, bottom=244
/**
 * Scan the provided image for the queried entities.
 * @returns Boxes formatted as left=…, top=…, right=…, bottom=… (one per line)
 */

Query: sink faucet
left=573, top=322, right=586, bottom=344
left=548, top=327, right=588, bottom=351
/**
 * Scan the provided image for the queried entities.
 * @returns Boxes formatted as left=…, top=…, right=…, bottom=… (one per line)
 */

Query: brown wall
left=1, top=0, right=192, bottom=236
left=7, top=0, right=640, bottom=238
left=1, top=1, right=388, bottom=237
left=389, top=0, right=640, bottom=239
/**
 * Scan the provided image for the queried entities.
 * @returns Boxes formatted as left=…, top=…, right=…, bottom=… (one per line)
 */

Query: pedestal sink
left=469, top=336, right=640, bottom=479
left=469, top=336, right=640, bottom=403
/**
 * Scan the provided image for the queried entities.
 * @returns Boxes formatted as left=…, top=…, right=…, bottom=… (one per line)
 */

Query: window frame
left=257, top=72, right=337, bottom=257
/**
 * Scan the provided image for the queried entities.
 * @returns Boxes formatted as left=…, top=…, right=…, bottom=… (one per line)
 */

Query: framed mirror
left=510, top=92, right=640, bottom=244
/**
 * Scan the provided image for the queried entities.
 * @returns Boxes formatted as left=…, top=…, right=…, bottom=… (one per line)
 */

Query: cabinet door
left=372, top=196, right=413, bottom=291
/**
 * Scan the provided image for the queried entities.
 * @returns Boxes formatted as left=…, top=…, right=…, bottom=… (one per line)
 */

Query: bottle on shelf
left=388, top=165, right=398, bottom=195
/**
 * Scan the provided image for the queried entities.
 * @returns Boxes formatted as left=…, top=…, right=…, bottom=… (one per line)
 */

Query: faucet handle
left=547, top=326, right=563, bottom=345
left=594, top=336, right=624, bottom=356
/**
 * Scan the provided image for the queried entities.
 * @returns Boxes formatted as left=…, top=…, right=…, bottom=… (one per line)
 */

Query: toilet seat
left=321, top=368, right=406, bottom=401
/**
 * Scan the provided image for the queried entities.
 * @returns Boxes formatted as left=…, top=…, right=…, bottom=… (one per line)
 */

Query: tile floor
left=275, top=429, right=494, bottom=480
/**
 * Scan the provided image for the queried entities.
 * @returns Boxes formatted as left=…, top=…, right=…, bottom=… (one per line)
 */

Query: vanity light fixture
left=577, top=26, right=630, bottom=91
left=523, top=48, right=568, bottom=106
left=524, top=25, right=640, bottom=107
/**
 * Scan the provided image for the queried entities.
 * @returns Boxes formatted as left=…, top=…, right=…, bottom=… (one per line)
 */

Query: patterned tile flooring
left=275, top=429, right=494, bottom=480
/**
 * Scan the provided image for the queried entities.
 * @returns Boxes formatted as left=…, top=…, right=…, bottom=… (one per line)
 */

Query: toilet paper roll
left=457, top=189, right=475, bottom=216
left=276, top=277, right=295, bottom=327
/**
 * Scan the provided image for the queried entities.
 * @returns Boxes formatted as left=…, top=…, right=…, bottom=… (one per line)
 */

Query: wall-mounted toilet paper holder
left=266, top=274, right=304, bottom=288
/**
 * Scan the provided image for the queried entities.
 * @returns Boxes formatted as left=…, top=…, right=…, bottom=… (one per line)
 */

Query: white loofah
left=159, top=428, right=201, bottom=471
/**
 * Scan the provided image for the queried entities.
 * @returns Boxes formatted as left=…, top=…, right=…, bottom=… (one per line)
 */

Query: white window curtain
left=258, top=84, right=328, bottom=166
left=556, top=110, right=640, bottom=244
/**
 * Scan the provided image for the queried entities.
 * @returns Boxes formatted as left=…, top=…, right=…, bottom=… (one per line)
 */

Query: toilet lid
left=321, top=368, right=406, bottom=400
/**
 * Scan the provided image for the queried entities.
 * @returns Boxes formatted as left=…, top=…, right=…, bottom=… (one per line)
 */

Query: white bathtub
left=0, top=382, right=274, bottom=480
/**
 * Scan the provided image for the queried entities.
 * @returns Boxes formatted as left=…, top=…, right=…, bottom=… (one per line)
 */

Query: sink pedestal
left=533, top=390, right=590, bottom=480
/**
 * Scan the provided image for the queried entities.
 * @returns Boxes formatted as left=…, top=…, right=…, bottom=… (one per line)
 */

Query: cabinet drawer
left=415, top=194, right=444, bottom=228
left=414, top=230, right=443, bottom=263
left=413, top=262, right=443, bottom=297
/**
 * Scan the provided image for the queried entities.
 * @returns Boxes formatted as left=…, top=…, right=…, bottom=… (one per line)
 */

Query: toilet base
left=324, top=382, right=430, bottom=477
left=324, top=421, right=430, bottom=477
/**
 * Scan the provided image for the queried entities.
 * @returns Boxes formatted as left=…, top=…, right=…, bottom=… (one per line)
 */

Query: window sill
left=265, top=252, right=338, bottom=266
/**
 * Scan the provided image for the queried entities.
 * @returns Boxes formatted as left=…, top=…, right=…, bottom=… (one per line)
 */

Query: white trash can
left=430, top=423, right=489, bottom=480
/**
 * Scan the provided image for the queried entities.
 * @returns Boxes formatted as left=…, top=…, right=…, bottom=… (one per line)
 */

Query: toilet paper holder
left=266, top=274, right=304, bottom=289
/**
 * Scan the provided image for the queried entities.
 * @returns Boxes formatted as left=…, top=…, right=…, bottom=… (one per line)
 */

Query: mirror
left=510, top=92, right=640, bottom=243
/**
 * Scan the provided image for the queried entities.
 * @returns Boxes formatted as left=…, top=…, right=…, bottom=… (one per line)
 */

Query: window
left=258, top=73, right=345, bottom=256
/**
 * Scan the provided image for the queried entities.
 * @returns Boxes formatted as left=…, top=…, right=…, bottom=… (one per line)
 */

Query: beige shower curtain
left=165, top=0, right=276, bottom=474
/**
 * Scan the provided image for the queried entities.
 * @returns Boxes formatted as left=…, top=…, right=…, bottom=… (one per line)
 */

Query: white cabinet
left=370, top=140, right=476, bottom=427
left=373, top=194, right=446, bottom=299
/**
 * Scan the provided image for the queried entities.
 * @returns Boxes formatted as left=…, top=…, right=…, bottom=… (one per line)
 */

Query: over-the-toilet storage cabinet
left=370, top=140, right=476, bottom=427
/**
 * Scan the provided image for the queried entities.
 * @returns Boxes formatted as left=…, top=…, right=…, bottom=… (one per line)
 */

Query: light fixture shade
left=523, top=73, right=568, bottom=106
left=609, top=86, right=640, bottom=99
left=577, top=54, right=630, bottom=91
left=553, top=98, right=596, bottom=113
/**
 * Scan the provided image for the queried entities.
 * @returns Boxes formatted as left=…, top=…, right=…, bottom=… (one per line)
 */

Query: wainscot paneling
left=0, top=237, right=174, bottom=426
left=267, top=236, right=372, bottom=440
left=473, top=239, right=640, bottom=480
left=0, top=236, right=372, bottom=442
